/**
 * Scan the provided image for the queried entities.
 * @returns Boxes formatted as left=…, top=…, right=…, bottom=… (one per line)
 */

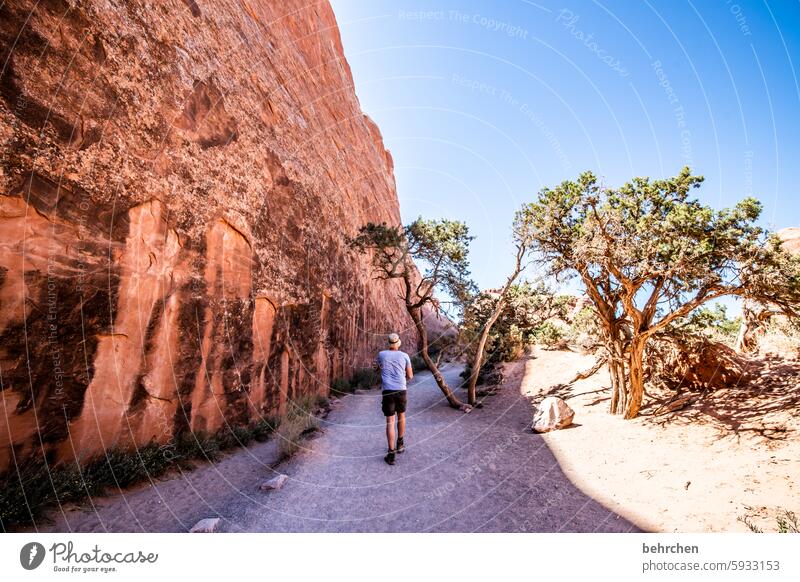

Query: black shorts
left=381, top=390, right=407, bottom=417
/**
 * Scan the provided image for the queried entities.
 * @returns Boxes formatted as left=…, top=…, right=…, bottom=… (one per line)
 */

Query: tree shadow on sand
left=531, top=352, right=799, bottom=443
left=641, top=354, right=800, bottom=442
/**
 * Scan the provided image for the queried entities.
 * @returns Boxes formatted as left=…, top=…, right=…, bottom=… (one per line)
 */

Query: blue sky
left=330, top=0, right=800, bottom=296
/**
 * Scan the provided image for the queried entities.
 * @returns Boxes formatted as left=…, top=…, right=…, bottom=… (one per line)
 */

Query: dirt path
left=37, top=363, right=637, bottom=533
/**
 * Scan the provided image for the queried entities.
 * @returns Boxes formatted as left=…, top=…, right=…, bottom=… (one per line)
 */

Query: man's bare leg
left=385, top=414, right=396, bottom=451
left=396, top=412, right=406, bottom=453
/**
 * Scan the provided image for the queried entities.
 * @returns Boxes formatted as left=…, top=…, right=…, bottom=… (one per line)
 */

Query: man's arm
left=406, top=354, right=413, bottom=380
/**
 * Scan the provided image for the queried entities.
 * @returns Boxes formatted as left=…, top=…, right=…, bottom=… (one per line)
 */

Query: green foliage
left=567, top=306, right=604, bottom=350
left=348, top=218, right=477, bottom=318
left=532, top=321, right=565, bottom=347
left=671, top=304, right=742, bottom=345
left=251, top=417, right=281, bottom=442
left=331, top=368, right=381, bottom=395
left=406, top=218, right=478, bottom=314
left=738, top=509, right=799, bottom=533
left=331, top=377, right=354, bottom=395
left=460, top=282, right=568, bottom=379
left=519, top=167, right=800, bottom=333
left=351, top=367, right=380, bottom=390
left=520, top=167, right=800, bottom=416
left=776, top=509, right=799, bottom=533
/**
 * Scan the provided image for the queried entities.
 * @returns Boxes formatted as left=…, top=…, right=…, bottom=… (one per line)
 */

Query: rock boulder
left=532, top=397, right=575, bottom=433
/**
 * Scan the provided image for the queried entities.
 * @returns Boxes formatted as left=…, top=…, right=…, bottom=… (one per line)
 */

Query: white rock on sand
left=260, top=474, right=288, bottom=491
left=532, top=396, right=575, bottom=433
left=189, top=518, right=221, bottom=533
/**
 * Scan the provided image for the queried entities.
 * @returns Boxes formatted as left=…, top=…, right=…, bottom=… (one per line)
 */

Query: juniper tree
left=348, top=218, right=476, bottom=410
left=462, top=281, right=568, bottom=395
left=519, top=167, right=800, bottom=418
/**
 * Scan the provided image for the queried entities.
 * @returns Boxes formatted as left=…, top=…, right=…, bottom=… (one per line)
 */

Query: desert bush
left=351, top=367, right=380, bottom=389
left=275, top=398, right=320, bottom=462
left=758, top=317, right=800, bottom=355
left=331, top=377, right=354, bottom=396
left=252, top=417, right=281, bottom=442
left=777, top=509, right=799, bottom=533
left=672, top=304, right=742, bottom=346
left=531, top=321, right=565, bottom=348
left=332, top=368, right=381, bottom=394
left=173, top=430, right=222, bottom=463
left=644, top=305, right=750, bottom=392
left=646, top=335, right=749, bottom=393
left=567, top=306, right=603, bottom=352
left=460, top=282, right=568, bottom=383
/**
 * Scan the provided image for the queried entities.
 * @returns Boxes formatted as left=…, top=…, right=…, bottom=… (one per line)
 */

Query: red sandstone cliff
left=0, top=0, right=416, bottom=469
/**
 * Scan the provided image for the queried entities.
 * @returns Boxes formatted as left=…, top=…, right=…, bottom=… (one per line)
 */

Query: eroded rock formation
left=0, top=0, right=415, bottom=470
left=777, top=228, right=800, bottom=255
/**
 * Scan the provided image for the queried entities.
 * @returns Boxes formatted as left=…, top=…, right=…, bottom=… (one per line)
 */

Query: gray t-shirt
left=375, top=350, right=412, bottom=391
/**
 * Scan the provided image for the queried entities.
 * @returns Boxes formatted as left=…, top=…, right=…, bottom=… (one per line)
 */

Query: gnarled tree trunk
left=624, top=336, right=647, bottom=419
left=602, top=321, right=630, bottom=415
left=735, top=300, right=759, bottom=353
left=409, top=306, right=464, bottom=409
left=606, top=338, right=628, bottom=415
left=466, top=301, right=505, bottom=406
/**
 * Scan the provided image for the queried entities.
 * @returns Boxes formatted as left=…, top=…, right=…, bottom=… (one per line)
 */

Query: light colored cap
left=387, top=333, right=401, bottom=345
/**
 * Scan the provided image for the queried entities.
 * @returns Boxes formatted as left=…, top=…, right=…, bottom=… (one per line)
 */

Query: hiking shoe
left=384, top=450, right=396, bottom=465
left=396, top=437, right=405, bottom=454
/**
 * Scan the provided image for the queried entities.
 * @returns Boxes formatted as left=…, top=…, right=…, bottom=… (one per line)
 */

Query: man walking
left=374, top=333, right=413, bottom=465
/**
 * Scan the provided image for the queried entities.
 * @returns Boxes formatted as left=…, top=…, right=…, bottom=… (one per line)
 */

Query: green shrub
left=216, top=424, right=257, bottom=450
left=0, top=459, right=74, bottom=530
left=252, top=416, right=280, bottom=442
left=351, top=367, right=379, bottom=390
left=330, top=377, right=354, bottom=396
left=460, top=283, right=571, bottom=379
left=532, top=321, right=565, bottom=347
left=173, top=430, right=222, bottom=463
left=275, top=399, right=320, bottom=462
left=675, top=304, right=742, bottom=345
left=567, top=307, right=603, bottom=350
left=82, top=445, right=168, bottom=489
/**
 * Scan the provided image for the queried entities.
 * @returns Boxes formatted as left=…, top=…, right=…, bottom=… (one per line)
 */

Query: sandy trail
left=36, top=363, right=637, bottom=533
left=519, top=348, right=800, bottom=533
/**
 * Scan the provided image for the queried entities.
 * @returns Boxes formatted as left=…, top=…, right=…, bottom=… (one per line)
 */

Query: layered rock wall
left=0, top=0, right=415, bottom=469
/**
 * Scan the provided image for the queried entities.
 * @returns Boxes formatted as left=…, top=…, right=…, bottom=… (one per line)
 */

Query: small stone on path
left=189, top=518, right=220, bottom=533
left=260, top=473, right=288, bottom=491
